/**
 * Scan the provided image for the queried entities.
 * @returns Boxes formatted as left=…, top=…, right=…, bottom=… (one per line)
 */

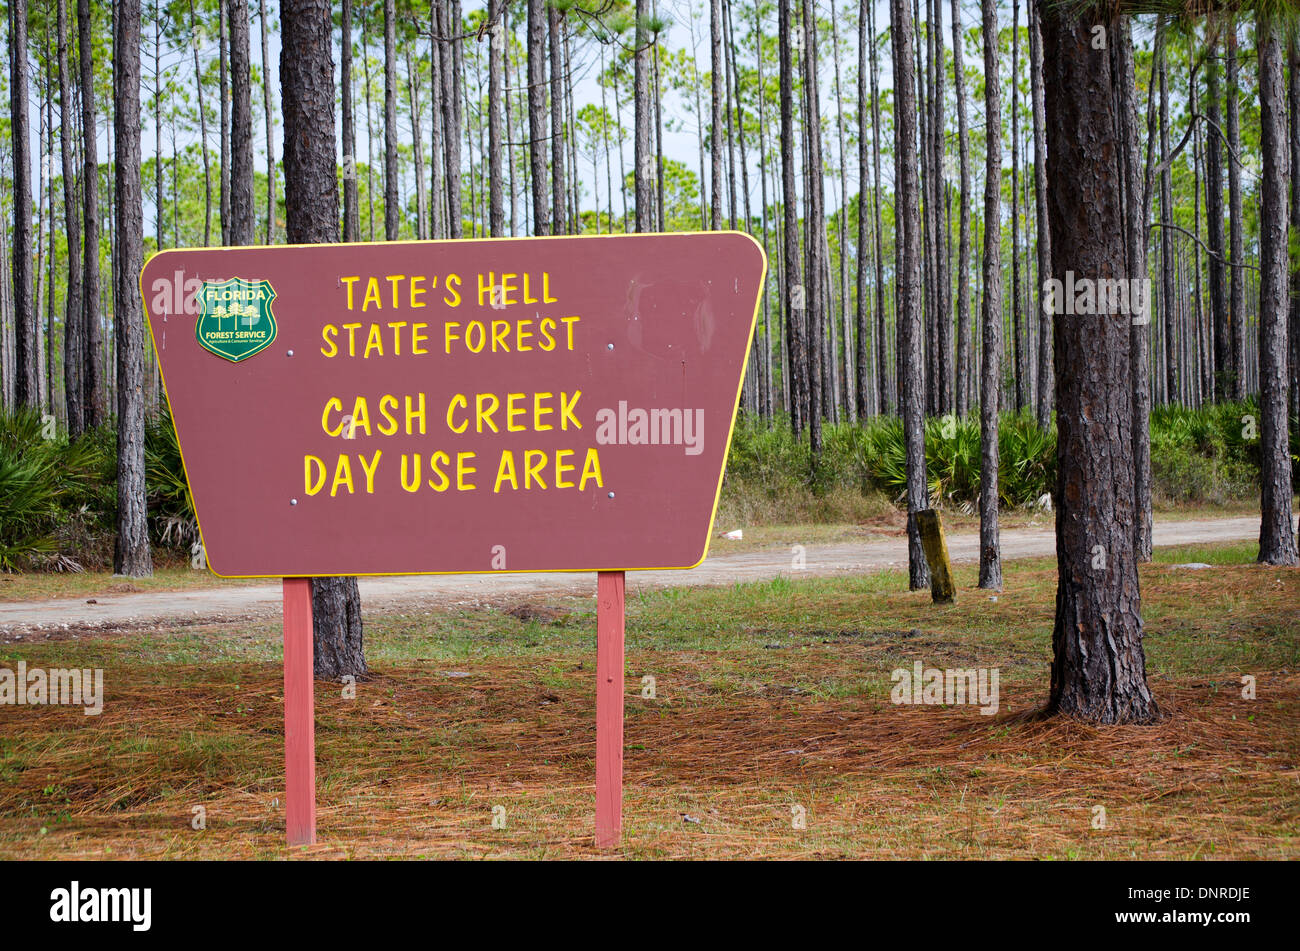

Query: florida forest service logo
left=195, top=277, right=278, bottom=362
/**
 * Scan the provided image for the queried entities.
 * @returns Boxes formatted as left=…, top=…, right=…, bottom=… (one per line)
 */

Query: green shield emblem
left=195, top=278, right=278, bottom=362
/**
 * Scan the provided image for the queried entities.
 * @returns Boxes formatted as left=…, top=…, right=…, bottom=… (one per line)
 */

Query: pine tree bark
left=1289, top=33, right=1300, bottom=420
left=709, top=0, right=724, bottom=230
left=228, top=0, right=255, bottom=245
left=855, top=0, right=872, bottom=420
left=341, top=0, right=360, bottom=242
left=77, top=0, right=103, bottom=427
left=931, top=0, right=950, bottom=415
left=1028, top=0, right=1051, bottom=429
left=440, top=0, right=463, bottom=238
left=891, top=0, right=929, bottom=590
left=527, top=0, right=549, bottom=234
left=779, top=0, right=804, bottom=435
left=1159, top=35, right=1177, bottom=405
left=9, top=0, right=38, bottom=407
left=1225, top=23, right=1244, bottom=400
left=1204, top=40, right=1228, bottom=401
left=405, top=41, right=425, bottom=240
left=869, top=0, right=890, bottom=416
left=950, top=0, right=972, bottom=420
left=383, top=0, right=398, bottom=240
left=113, top=0, right=153, bottom=578
left=190, top=0, right=213, bottom=247
left=1009, top=0, right=1025, bottom=415
left=633, top=0, right=654, bottom=232
left=1255, top=10, right=1298, bottom=567
left=548, top=4, right=566, bottom=235
left=58, top=0, right=85, bottom=436
left=1040, top=0, right=1155, bottom=724
left=1117, top=20, right=1152, bottom=563
left=801, top=0, right=824, bottom=456
left=282, top=0, right=368, bottom=678
left=428, top=2, right=446, bottom=238
left=219, top=0, right=231, bottom=245
left=259, top=0, right=275, bottom=243
left=978, top=0, right=1002, bottom=591
left=488, top=0, right=504, bottom=236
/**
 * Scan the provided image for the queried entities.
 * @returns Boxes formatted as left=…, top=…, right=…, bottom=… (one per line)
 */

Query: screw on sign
left=141, top=233, right=766, bottom=850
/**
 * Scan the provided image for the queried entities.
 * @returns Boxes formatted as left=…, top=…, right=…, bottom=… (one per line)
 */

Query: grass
left=0, top=564, right=265, bottom=604
left=0, top=538, right=1295, bottom=859
left=2, top=500, right=1269, bottom=600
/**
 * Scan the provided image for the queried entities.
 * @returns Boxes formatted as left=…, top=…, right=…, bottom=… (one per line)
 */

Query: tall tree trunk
left=228, top=0, right=255, bottom=245
left=1204, top=38, right=1228, bottom=401
left=219, top=0, right=231, bottom=245
left=341, top=0, right=360, bottom=241
left=113, top=0, right=153, bottom=578
left=1116, top=19, right=1152, bottom=563
left=652, top=3, right=665, bottom=232
left=505, top=4, right=518, bottom=236
left=1225, top=22, right=1244, bottom=400
left=1159, top=32, right=1177, bottom=406
left=1191, top=68, right=1210, bottom=405
left=154, top=4, right=163, bottom=254
left=488, top=0, right=504, bottom=235
left=870, top=0, right=889, bottom=416
left=891, top=0, right=929, bottom=590
left=1010, top=0, right=1025, bottom=414
left=58, top=0, right=85, bottom=436
left=1028, top=0, right=1051, bottom=429
left=709, top=0, right=724, bottom=229
left=9, top=0, right=38, bottom=407
left=527, top=0, right=549, bottom=234
left=779, top=0, right=803, bottom=434
left=978, top=0, right=1002, bottom=590
left=1040, top=0, right=1155, bottom=724
left=77, top=0, right=102, bottom=427
left=915, top=0, right=934, bottom=418
left=383, top=0, right=398, bottom=239
left=441, top=1, right=463, bottom=237
left=281, top=0, right=367, bottom=677
left=753, top=0, right=773, bottom=415
left=428, top=2, right=446, bottom=238
left=1255, top=10, right=1298, bottom=567
left=951, top=0, right=971, bottom=421
left=190, top=0, right=213, bottom=247
left=405, top=38, right=425, bottom=239
left=548, top=4, right=566, bottom=234
left=1289, top=32, right=1300, bottom=421
left=855, top=0, right=872, bottom=420
left=259, top=0, right=275, bottom=243
left=38, top=22, right=51, bottom=415
left=802, top=0, right=825, bottom=455
left=931, top=0, right=950, bottom=416
left=633, top=0, right=654, bottom=232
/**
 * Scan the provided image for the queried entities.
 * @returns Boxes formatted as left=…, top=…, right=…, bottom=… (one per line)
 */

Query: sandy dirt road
left=0, top=515, right=1267, bottom=634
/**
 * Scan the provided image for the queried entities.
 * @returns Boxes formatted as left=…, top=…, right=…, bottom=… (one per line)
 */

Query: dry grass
left=0, top=659, right=1294, bottom=860
left=0, top=539, right=1295, bottom=860
left=0, top=565, right=263, bottom=604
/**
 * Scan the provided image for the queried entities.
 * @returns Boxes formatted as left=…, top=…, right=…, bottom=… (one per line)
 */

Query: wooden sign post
left=142, top=234, right=764, bottom=849
left=595, top=571, right=626, bottom=848
left=282, top=578, right=316, bottom=846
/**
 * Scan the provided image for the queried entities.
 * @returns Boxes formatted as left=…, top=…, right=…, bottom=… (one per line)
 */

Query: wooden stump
left=915, top=509, right=956, bottom=604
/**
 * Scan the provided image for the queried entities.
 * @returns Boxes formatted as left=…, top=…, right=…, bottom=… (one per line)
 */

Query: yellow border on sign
left=141, top=231, right=767, bottom=579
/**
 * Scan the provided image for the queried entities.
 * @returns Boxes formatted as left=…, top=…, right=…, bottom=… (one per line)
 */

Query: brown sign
left=142, top=234, right=765, bottom=577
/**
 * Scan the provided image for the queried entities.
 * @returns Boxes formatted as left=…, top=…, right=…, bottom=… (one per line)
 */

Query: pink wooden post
left=282, top=578, right=316, bottom=846
left=595, top=570, right=626, bottom=849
